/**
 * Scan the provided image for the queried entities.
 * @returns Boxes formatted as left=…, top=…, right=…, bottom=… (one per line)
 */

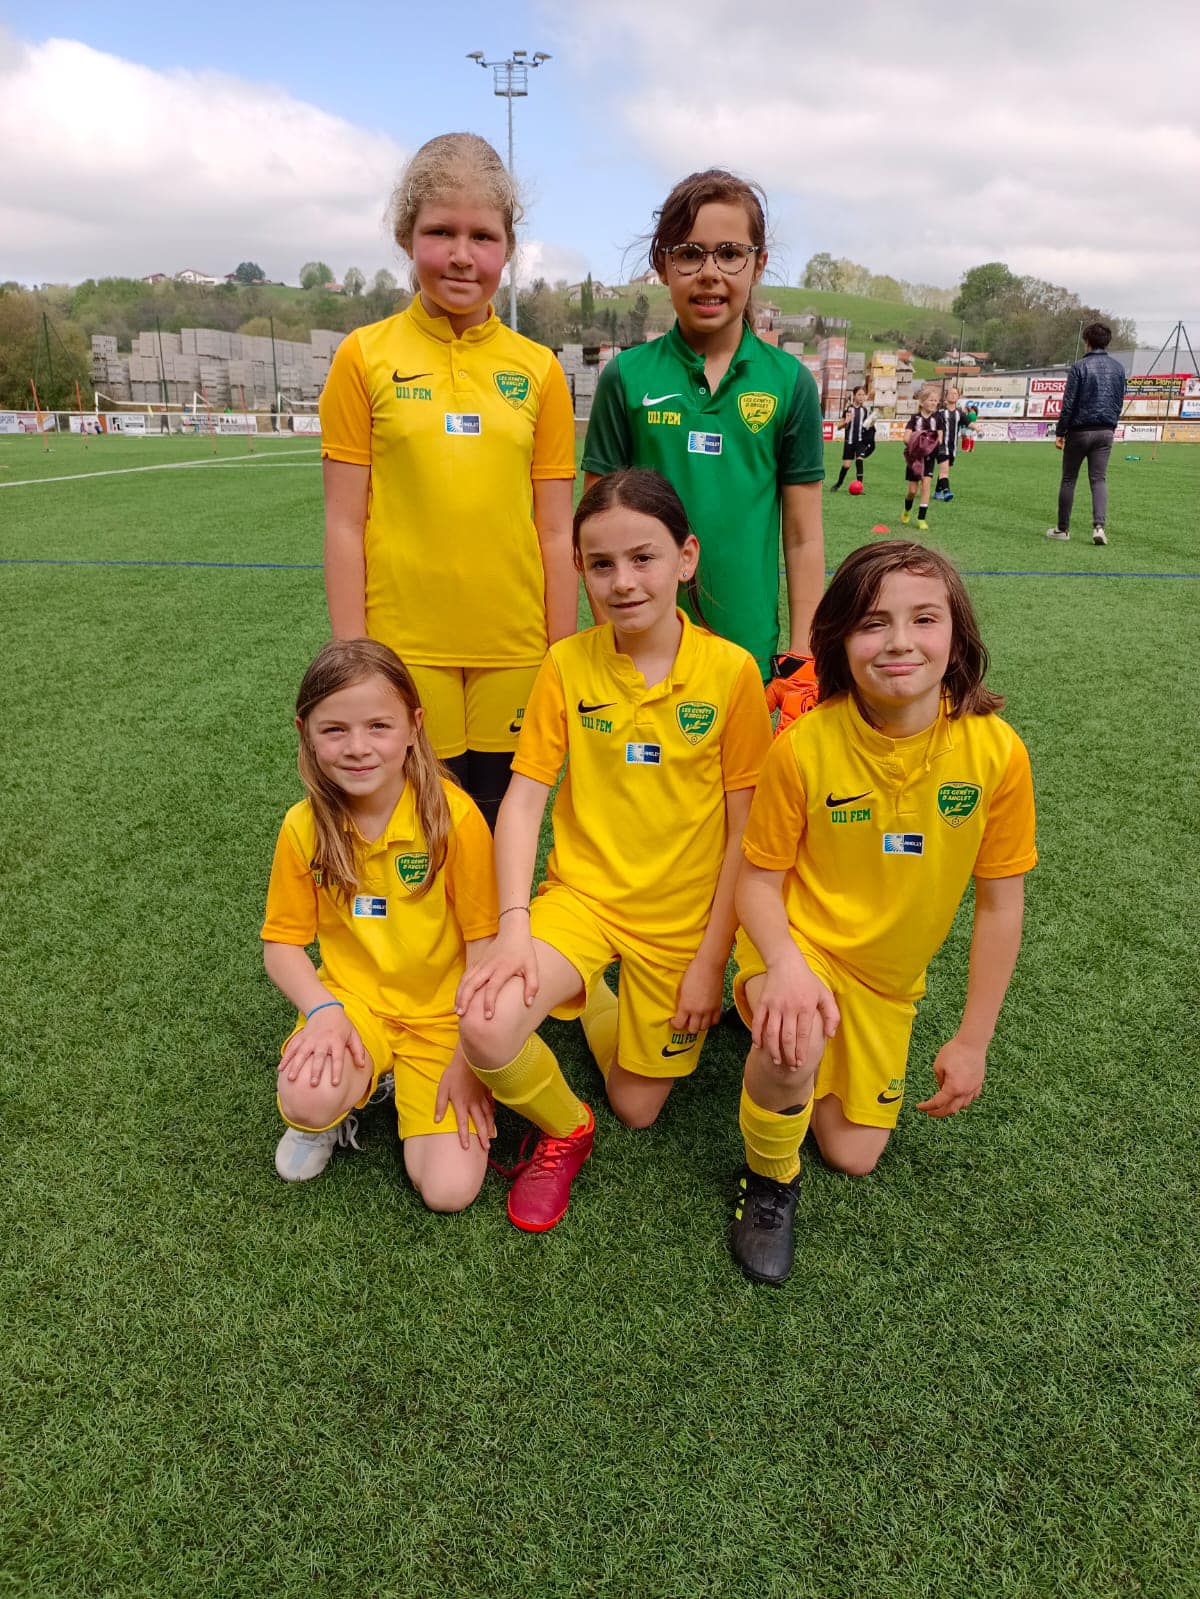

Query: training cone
left=848, top=480, right=864, bottom=495
left=871, top=524, right=890, bottom=534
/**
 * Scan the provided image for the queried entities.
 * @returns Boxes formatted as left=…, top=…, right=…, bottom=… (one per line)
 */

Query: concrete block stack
left=558, top=343, right=598, bottom=418
left=818, top=336, right=848, bottom=416
left=92, top=324, right=347, bottom=410
left=868, top=350, right=898, bottom=418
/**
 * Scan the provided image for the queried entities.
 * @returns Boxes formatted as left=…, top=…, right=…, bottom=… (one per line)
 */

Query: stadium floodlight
left=466, top=49, right=552, bottom=330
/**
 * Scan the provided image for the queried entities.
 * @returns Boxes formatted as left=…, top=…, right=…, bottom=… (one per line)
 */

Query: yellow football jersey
left=742, top=694, right=1037, bottom=997
left=261, top=777, right=498, bottom=1024
left=319, top=297, right=576, bottom=668
left=513, top=613, right=772, bottom=943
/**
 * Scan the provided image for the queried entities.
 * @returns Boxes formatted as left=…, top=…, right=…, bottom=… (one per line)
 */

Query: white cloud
left=0, top=32, right=409, bottom=283
left=548, top=0, right=1200, bottom=324
left=513, top=238, right=590, bottom=288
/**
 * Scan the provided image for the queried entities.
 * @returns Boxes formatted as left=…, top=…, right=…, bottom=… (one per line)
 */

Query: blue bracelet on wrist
left=306, top=1000, right=345, bottom=1020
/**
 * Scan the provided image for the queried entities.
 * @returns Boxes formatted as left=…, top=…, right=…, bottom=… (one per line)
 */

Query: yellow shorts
left=530, top=884, right=708, bottom=1079
left=407, top=662, right=540, bottom=759
left=733, top=930, right=918, bottom=1129
left=280, top=988, right=473, bottom=1140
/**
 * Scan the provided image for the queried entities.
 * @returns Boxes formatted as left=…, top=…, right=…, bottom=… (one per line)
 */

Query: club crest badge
left=676, top=701, right=717, bottom=744
left=395, top=852, right=430, bottom=888
left=738, top=392, right=777, bottom=434
left=937, top=783, right=982, bottom=827
left=493, top=371, right=531, bottom=408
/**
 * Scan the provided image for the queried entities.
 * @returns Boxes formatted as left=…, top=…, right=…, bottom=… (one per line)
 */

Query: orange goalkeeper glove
left=765, top=652, right=819, bottom=736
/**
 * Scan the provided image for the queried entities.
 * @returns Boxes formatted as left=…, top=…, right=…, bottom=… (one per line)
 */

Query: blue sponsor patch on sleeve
left=625, top=742, right=662, bottom=765
left=687, top=430, right=723, bottom=455
left=882, top=833, right=924, bottom=855
left=444, top=413, right=481, bottom=435
left=352, top=895, right=389, bottom=917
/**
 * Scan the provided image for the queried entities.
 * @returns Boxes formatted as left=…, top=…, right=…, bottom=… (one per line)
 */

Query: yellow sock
left=580, top=973, right=618, bottom=1081
left=739, top=1083, right=812, bottom=1182
left=469, top=1033, right=586, bottom=1138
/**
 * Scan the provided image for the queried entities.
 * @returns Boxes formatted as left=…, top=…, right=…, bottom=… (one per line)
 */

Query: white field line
left=0, top=448, right=320, bottom=491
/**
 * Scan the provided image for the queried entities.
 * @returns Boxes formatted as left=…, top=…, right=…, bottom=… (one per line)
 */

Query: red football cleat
left=507, top=1106, right=595, bottom=1232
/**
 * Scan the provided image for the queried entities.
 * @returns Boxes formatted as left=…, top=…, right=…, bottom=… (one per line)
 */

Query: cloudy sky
left=2, top=0, right=1197, bottom=345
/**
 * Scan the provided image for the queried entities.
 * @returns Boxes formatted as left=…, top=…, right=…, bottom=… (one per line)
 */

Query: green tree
left=580, top=272, right=595, bottom=326
left=299, top=261, right=333, bottom=290
left=234, top=262, right=265, bottom=284
left=833, top=258, right=872, bottom=295
left=868, top=274, right=902, bottom=302
left=952, top=262, right=1019, bottom=322
left=517, top=278, right=567, bottom=350
left=802, top=252, right=837, bottom=290
left=343, top=267, right=365, bottom=297
left=372, top=268, right=397, bottom=294
left=626, top=292, right=650, bottom=344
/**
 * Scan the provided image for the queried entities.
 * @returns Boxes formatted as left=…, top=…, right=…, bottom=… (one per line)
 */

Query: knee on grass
left=605, top=1067, right=673, bottom=1130
left=412, top=1166, right=484, bottom=1214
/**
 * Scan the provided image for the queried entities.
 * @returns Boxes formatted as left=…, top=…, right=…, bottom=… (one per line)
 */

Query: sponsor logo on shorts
left=508, top=707, right=525, bottom=734
left=394, top=853, right=429, bottom=889
left=676, top=701, right=717, bottom=744
left=493, top=371, right=531, bottom=408
left=661, top=1030, right=699, bottom=1058
left=877, top=1076, right=905, bottom=1105
left=937, top=782, right=982, bottom=827
left=738, top=391, right=778, bottom=434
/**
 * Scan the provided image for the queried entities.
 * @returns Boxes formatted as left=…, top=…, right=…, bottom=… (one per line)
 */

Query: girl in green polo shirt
left=582, top=169, right=826, bottom=685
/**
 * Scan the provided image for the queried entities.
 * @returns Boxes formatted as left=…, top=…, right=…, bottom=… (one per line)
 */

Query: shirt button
left=699, top=386, right=707, bottom=394
left=458, top=369, right=468, bottom=378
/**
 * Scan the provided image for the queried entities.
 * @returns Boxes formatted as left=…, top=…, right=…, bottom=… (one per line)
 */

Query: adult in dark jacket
left=1046, top=322, right=1127, bottom=546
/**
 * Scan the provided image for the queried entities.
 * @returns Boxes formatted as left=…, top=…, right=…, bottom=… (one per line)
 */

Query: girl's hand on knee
left=916, top=1036, right=986, bottom=1117
left=671, top=953, right=725, bottom=1035
left=278, top=1010, right=366, bottom=1089
left=434, top=1050, right=497, bottom=1152
left=455, top=926, right=539, bottom=1018
left=752, top=952, right=839, bottom=1069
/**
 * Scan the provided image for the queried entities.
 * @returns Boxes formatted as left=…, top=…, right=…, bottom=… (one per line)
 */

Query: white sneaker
left=1092, top=526, right=1108, bottom=545
left=1045, top=527, right=1070, bottom=541
left=275, top=1114, right=361, bottom=1182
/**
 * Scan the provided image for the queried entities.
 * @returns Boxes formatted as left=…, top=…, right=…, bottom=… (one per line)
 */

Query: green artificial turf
left=1, top=433, right=1198, bottom=1598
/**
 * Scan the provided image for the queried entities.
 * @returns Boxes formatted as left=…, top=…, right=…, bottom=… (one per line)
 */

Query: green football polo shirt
left=582, top=323, right=824, bottom=678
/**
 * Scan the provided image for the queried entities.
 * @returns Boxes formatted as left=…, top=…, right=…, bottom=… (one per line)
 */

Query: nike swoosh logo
left=876, top=1090, right=903, bottom=1104
left=826, top=790, right=872, bottom=808
left=393, top=370, right=432, bottom=383
left=508, top=720, right=523, bottom=733
left=577, top=699, right=616, bottom=714
left=661, top=1044, right=698, bottom=1058
left=643, top=392, right=682, bottom=407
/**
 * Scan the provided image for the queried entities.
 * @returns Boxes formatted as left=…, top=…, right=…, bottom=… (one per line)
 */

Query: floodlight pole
left=467, top=49, right=552, bottom=331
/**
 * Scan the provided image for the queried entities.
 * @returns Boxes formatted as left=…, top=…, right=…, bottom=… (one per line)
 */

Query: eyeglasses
left=663, top=242, right=760, bottom=276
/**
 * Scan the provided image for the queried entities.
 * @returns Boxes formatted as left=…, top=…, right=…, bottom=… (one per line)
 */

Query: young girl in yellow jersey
left=455, top=470, right=773, bottom=1234
left=730, top=541, right=1037, bottom=1284
left=320, top=132, right=577, bottom=828
left=262, top=639, right=499, bottom=1212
